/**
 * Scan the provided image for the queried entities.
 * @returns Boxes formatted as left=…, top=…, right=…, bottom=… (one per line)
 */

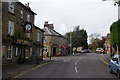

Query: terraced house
left=2, top=1, right=44, bottom=64
left=43, top=21, right=68, bottom=57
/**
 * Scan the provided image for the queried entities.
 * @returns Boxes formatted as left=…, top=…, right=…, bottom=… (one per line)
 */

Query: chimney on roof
left=44, top=21, right=54, bottom=30
left=44, top=21, right=49, bottom=27
left=49, top=24, right=54, bottom=30
left=25, top=3, right=29, bottom=7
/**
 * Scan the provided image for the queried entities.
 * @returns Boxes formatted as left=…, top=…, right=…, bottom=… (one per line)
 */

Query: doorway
left=53, top=47, right=56, bottom=56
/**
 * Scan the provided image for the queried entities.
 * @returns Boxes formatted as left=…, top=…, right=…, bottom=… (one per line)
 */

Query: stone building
left=2, top=1, right=44, bottom=64
left=42, top=21, right=68, bottom=57
left=31, top=25, right=44, bottom=60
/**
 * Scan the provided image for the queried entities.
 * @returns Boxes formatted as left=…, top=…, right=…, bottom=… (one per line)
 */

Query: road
left=17, top=53, right=117, bottom=78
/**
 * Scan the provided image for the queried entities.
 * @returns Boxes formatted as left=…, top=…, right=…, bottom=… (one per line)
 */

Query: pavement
left=2, top=59, right=53, bottom=79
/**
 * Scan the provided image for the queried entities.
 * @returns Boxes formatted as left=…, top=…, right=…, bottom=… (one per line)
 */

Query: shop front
left=13, top=39, right=32, bottom=64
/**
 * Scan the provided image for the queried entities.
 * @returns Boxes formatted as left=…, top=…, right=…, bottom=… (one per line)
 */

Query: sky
left=19, top=0, right=118, bottom=43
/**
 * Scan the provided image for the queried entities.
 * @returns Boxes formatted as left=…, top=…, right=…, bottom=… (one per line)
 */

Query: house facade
left=2, top=2, right=44, bottom=64
left=104, top=33, right=111, bottom=54
left=43, top=21, right=68, bottom=57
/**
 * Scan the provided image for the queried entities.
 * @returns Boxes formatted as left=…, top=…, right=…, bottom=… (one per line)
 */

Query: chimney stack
left=49, top=24, right=54, bottom=30
left=44, top=21, right=49, bottom=27
left=25, top=3, right=29, bottom=7
left=44, top=21, right=54, bottom=30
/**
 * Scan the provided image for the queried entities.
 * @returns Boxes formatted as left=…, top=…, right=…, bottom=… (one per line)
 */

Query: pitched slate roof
left=42, top=27, right=66, bottom=38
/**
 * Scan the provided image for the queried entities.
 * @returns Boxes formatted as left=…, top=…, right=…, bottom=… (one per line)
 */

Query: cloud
left=20, top=0, right=118, bottom=36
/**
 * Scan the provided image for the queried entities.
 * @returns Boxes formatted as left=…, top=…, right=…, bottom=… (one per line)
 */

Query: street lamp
left=103, top=0, right=120, bottom=55
left=102, top=0, right=120, bottom=19
left=70, top=31, right=72, bottom=54
left=48, top=42, right=53, bottom=61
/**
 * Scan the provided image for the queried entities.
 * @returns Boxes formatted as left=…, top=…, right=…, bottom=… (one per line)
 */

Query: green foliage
left=65, top=26, right=88, bottom=49
left=89, top=33, right=105, bottom=51
left=110, top=20, right=120, bottom=47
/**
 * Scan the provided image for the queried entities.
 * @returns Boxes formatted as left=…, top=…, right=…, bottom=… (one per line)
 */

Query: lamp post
left=49, top=42, right=53, bottom=61
left=102, top=0, right=120, bottom=55
left=102, top=0, right=120, bottom=19
left=70, top=31, right=72, bottom=54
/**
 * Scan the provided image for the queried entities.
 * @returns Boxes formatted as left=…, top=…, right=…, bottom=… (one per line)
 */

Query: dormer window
left=8, top=2, right=14, bottom=14
left=27, top=14, right=30, bottom=22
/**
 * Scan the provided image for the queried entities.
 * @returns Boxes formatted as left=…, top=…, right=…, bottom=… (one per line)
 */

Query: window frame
left=27, top=14, right=31, bottom=22
left=15, top=47, right=18, bottom=57
left=37, top=31, right=40, bottom=42
left=20, top=9, right=23, bottom=19
left=8, top=2, right=14, bottom=14
left=7, top=45, right=12, bottom=59
left=8, top=20, right=14, bottom=36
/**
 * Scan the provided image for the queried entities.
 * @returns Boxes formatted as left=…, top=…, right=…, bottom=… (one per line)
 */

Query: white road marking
left=75, top=66, right=78, bottom=73
left=75, top=63, right=77, bottom=65
left=63, top=59, right=70, bottom=62
left=77, top=60, right=79, bottom=62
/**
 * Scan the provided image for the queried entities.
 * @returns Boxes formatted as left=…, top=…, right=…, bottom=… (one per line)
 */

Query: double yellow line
left=11, top=61, right=54, bottom=78
left=100, top=57, right=109, bottom=66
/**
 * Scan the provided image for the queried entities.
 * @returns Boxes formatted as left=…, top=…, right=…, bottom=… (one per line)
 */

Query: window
left=25, top=49, right=29, bottom=59
left=8, top=20, right=14, bottom=36
left=20, top=10, right=23, bottom=19
left=8, top=2, right=14, bottom=14
left=27, top=14, right=30, bottom=22
left=40, top=48, right=42, bottom=56
left=44, top=37, right=48, bottom=43
left=30, top=47, right=32, bottom=56
left=7, top=45, right=12, bottom=59
left=15, top=47, right=18, bottom=56
left=26, top=33, right=30, bottom=38
left=37, top=32, right=40, bottom=42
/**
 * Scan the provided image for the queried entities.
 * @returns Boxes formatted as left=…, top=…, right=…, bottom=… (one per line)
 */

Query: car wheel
left=109, top=66, right=113, bottom=73
left=117, top=71, right=120, bottom=78
left=110, top=68, right=113, bottom=73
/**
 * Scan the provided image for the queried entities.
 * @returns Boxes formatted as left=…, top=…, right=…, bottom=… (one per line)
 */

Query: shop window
left=27, top=14, right=30, bottom=22
left=40, top=48, right=42, bottom=56
left=15, top=47, right=18, bottom=56
left=25, top=49, right=29, bottom=59
left=8, top=20, right=14, bottom=36
left=20, top=10, right=23, bottom=19
left=8, top=2, right=14, bottom=14
left=30, top=47, right=32, bottom=56
left=7, top=45, right=12, bottom=59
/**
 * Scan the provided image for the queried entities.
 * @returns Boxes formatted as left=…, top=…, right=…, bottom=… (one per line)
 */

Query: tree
left=110, top=20, right=120, bottom=51
left=65, top=26, right=88, bottom=50
left=89, top=33, right=105, bottom=52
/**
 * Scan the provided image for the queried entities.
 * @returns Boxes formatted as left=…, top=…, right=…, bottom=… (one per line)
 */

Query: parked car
left=80, top=50, right=85, bottom=53
left=109, top=54, right=120, bottom=78
left=96, top=48, right=103, bottom=54
left=80, top=49, right=91, bottom=53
